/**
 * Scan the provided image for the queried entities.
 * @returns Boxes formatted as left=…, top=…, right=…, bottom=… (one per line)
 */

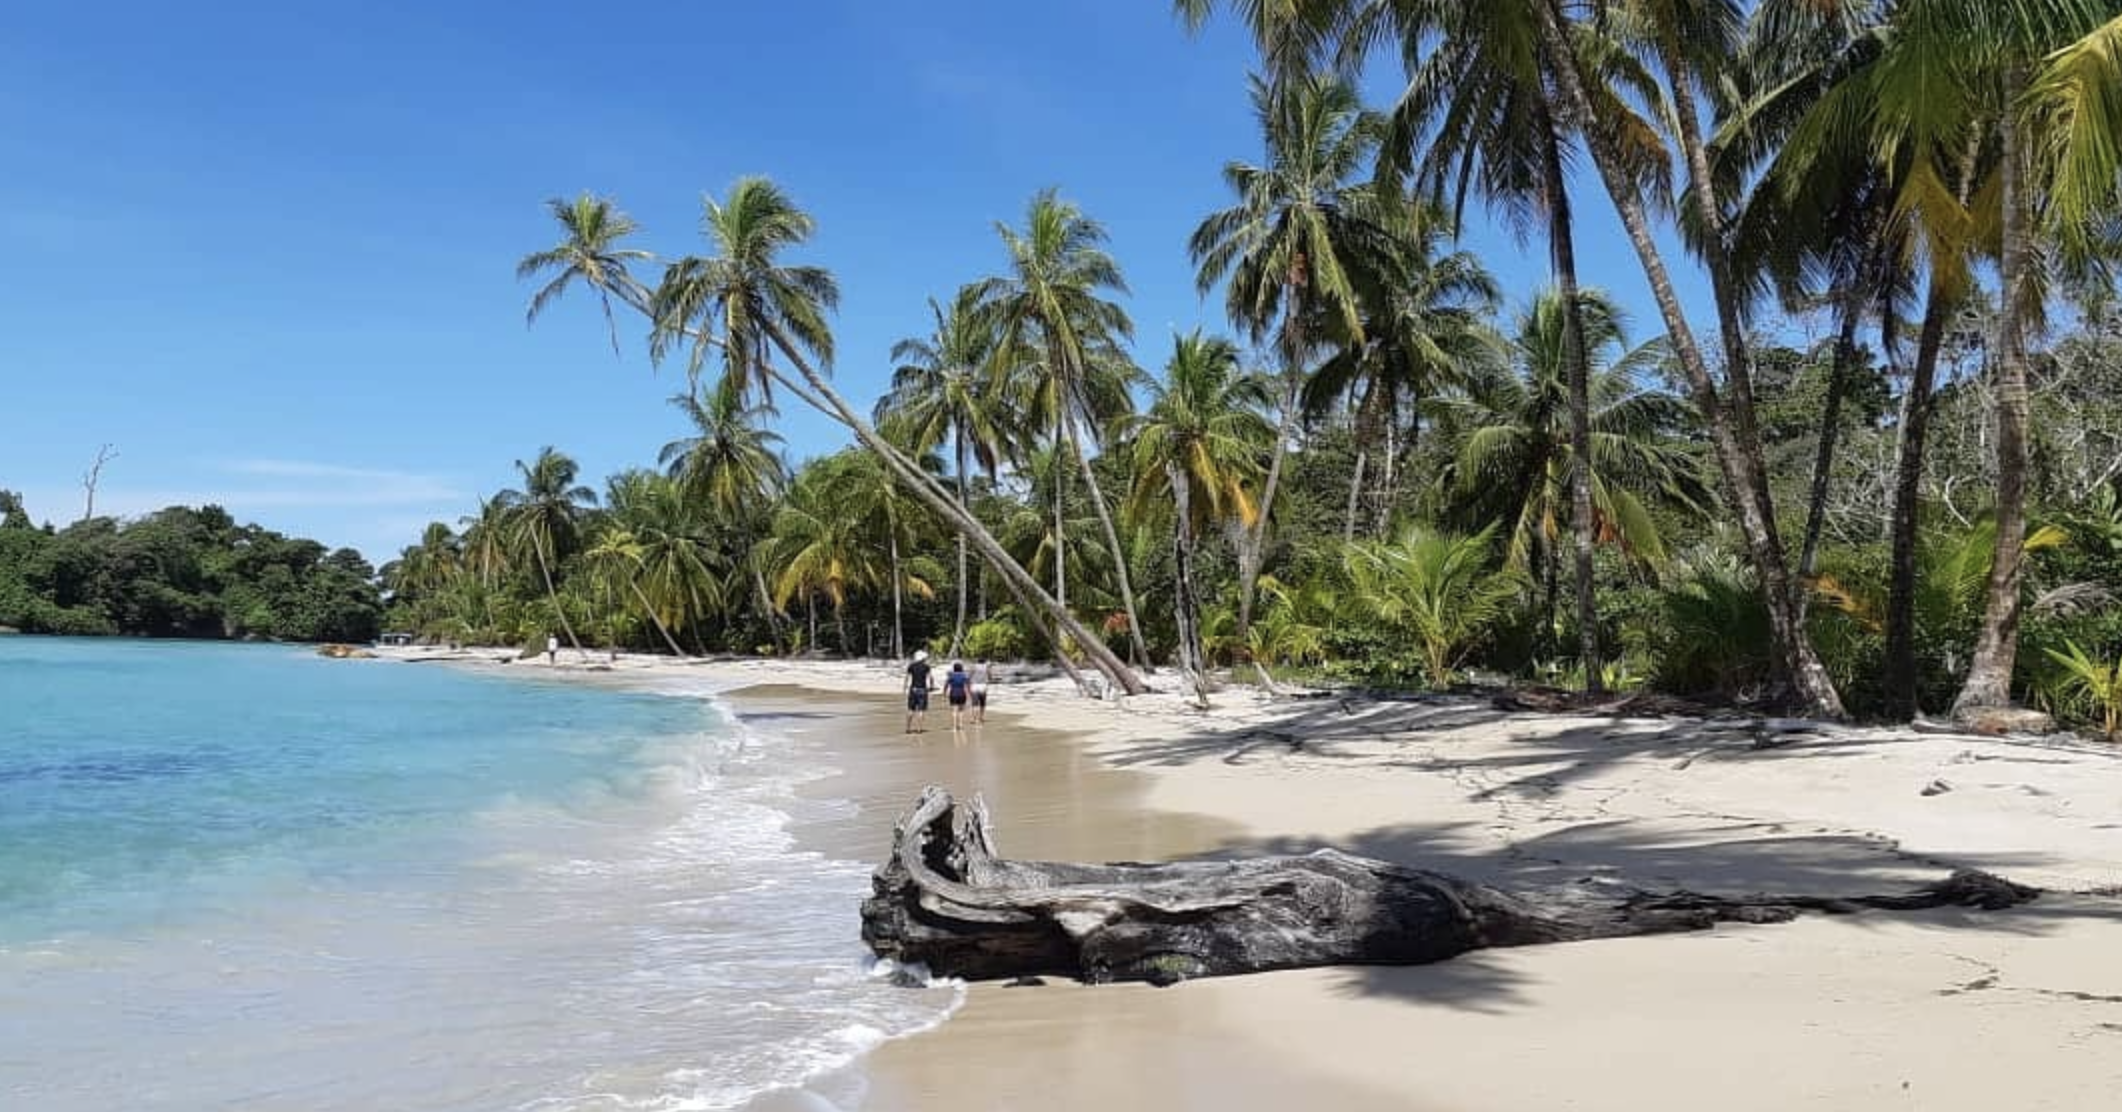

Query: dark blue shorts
left=908, top=690, right=930, bottom=712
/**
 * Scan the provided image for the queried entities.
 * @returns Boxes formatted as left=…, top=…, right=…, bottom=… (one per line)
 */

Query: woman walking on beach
left=944, top=661, right=972, bottom=731
left=904, top=650, right=934, bottom=734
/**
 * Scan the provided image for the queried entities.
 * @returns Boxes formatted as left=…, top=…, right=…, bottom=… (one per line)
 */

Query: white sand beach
left=374, top=648, right=2122, bottom=1111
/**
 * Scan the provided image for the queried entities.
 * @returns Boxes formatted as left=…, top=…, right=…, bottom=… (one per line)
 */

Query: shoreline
left=371, top=648, right=2122, bottom=1111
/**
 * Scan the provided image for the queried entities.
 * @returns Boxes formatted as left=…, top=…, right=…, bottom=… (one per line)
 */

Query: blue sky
left=0, top=0, right=1716, bottom=562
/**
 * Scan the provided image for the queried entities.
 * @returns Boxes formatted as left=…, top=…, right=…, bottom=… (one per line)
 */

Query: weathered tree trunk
left=861, top=788, right=2039, bottom=986
left=1543, top=118, right=1603, bottom=695
left=1956, top=66, right=2034, bottom=717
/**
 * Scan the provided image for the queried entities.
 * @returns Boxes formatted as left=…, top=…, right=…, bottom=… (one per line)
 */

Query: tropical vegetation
left=352, top=1, right=2122, bottom=740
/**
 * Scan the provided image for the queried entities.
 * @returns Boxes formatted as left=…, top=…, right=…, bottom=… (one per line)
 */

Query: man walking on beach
left=546, top=633, right=559, bottom=666
left=904, top=650, right=934, bottom=734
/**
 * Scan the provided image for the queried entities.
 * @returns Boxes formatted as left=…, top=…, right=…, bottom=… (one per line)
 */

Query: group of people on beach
left=903, top=651, right=993, bottom=734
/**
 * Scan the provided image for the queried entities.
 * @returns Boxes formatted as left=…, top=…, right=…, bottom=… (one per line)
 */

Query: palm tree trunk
left=1167, top=462, right=1211, bottom=708
left=1052, top=408, right=1069, bottom=613
left=1530, top=0, right=1844, bottom=719
left=532, top=534, right=584, bottom=655
left=1344, top=381, right=1374, bottom=542
left=1956, top=67, right=2035, bottom=715
left=754, top=319, right=1147, bottom=695
left=1541, top=117, right=1603, bottom=694
left=890, top=528, right=906, bottom=660
left=752, top=564, right=779, bottom=642
left=1240, top=366, right=1302, bottom=642
left=1885, top=283, right=1953, bottom=717
left=1067, top=418, right=1154, bottom=669
left=1797, top=288, right=1869, bottom=608
left=1344, top=447, right=1368, bottom=543
left=1375, top=412, right=1413, bottom=537
left=1542, top=540, right=1562, bottom=664
left=807, top=594, right=817, bottom=652
left=953, top=428, right=971, bottom=655
left=630, top=581, right=689, bottom=657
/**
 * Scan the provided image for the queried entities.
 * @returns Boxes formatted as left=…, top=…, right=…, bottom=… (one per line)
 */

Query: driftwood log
left=860, top=786, right=2040, bottom=986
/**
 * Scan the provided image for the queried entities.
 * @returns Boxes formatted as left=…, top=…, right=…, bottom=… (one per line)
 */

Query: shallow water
left=0, top=638, right=957, bottom=1111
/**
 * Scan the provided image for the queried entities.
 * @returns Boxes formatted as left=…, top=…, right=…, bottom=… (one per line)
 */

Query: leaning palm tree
left=495, top=446, right=598, bottom=654
left=1125, top=332, right=1276, bottom=702
left=516, top=193, right=655, bottom=355
left=1189, top=71, right=1404, bottom=643
left=545, top=176, right=1141, bottom=693
left=975, top=189, right=1152, bottom=667
left=877, top=284, right=1019, bottom=653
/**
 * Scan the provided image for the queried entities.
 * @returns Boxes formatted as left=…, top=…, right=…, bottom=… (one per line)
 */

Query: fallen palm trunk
left=860, top=787, right=2039, bottom=986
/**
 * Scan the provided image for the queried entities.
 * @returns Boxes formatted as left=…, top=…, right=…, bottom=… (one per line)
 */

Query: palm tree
left=602, top=469, right=725, bottom=656
left=1342, top=524, right=1523, bottom=689
left=1353, top=0, right=1673, bottom=695
left=495, top=447, right=598, bottom=655
left=763, top=458, right=884, bottom=654
left=640, top=177, right=1143, bottom=693
left=1740, top=0, right=2116, bottom=714
left=878, top=285, right=1019, bottom=654
left=1432, top=288, right=1708, bottom=656
left=388, top=522, right=462, bottom=600
left=660, top=381, right=788, bottom=631
left=976, top=189, right=1153, bottom=668
left=1189, top=71, right=1403, bottom=643
left=516, top=193, right=655, bottom=355
left=1302, top=203, right=1502, bottom=538
left=1926, top=0, right=2116, bottom=715
left=1125, top=332, right=1276, bottom=701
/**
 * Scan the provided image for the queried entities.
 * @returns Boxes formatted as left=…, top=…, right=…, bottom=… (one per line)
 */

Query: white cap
left=914, top=650, right=929, bottom=662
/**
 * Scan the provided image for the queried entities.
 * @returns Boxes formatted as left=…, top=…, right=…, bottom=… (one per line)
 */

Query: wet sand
left=724, top=684, right=1417, bottom=1112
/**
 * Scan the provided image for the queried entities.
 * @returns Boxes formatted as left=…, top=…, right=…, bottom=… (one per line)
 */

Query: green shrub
left=963, top=615, right=1029, bottom=661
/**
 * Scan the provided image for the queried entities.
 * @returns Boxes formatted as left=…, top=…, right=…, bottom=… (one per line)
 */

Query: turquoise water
left=0, top=638, right=956, bottom=1111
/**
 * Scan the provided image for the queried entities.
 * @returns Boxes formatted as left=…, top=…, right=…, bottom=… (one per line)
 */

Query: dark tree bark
left=1796, top=291, right=1867, bottom=607
left=862, top=788, right=2040, bottom=986
left=1884, top=286, right=1952, bottom=718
